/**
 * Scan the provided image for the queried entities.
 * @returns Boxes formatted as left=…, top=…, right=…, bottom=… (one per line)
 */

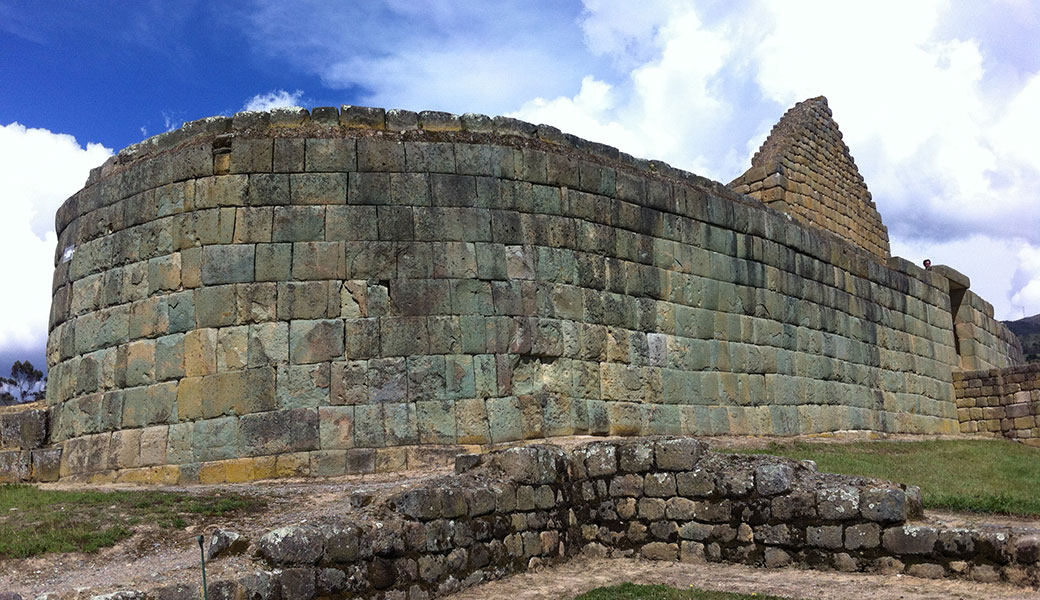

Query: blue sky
left=2, top=0, right=1039, bottom=376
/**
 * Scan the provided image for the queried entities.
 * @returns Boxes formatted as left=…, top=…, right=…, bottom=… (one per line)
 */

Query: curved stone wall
left=43, top=105, right=1020, bottom=482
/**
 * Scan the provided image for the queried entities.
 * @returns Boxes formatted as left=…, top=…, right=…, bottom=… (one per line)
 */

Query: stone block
left=305, top=138, right=356, bottom=172
left=368, top=357, right=407, bottom=403
left=276, top=362, right=331, bottom=409
left=291, top=173, right=348, bottom=205
left=676, top=468, right=715, bottom=497
left=380, top=317, right=429, bottom=356
left=248, top=321, right=289, bottom=367
left=273, top=206, right=325, bottom=242
left=844, top=523, right=881, bottom=550
left=121, top=381, right=177, bottom=428
left=196, top=175, right=248, bottom=208
left=640, top=542, right=678, bottom=561
left=486, top=396, right=524, bottom=443
left=331, top=360, right=368, bottom=405
left=194, top=285, right=237, bottom=327
left=292, top=241, right=344, bottom=280
left=455, top=398, right=490, bottom=444
left=416, top=400, right=457, bottom=444
left=882, top=525, right=938, bottom=555
left=817, top=486, right=860, bottom=520
left=644, top=472, right=677, bottom=497
left=184, top=328, right=218, bottom=377
left=384, top=402, right=419, bottom=446
left=654, top=438, right=705, bottom=471
left=239, top=408, right=318, bottom=455
left=860, top=488, right=907, bottom=523
left=230, top=138, right=272, bottom=173
left=353, top=404, right=385, bottom=448
left=273, top=139, right=305, bottom=172
left=807, top=525, right=843, bottom=549
left=754, top=463, right=794, bottom=495
left=125, top=339, right=156, bottom=386
left=358, top=139, right=405, bottom=172
left=290, top=319, right=344, bottom=364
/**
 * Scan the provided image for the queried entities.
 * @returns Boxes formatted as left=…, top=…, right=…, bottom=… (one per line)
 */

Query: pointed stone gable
left=730, top=96, right=890, bottom=259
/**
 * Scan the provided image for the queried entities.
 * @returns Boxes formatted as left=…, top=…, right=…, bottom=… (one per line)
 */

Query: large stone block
left=239, top=408, right=319, bottom=455
left=290, top=319, right=345, bottom=364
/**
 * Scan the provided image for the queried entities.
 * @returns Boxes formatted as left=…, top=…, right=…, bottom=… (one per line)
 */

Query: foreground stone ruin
left=31, top=439, right=1037, bottom=599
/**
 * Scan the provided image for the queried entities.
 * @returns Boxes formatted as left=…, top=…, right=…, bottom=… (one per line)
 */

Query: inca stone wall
left=36, top=102, right=1022, bottom=483
left=730, top=97, right=890, bottom=259
left=955, top=363, right=1040, bottom=444
left=954, top=290, right=1024, bottom=371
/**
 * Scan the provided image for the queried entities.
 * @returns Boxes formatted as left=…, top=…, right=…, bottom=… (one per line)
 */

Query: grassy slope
left=0, top=484, right=256, bottom=558
left=1003, top=313, right=1040, bottom=360
left=734, top=439, right=1040, bottom=516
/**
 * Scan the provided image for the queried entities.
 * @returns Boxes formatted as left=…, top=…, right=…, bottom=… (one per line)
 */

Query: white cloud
left=233, top=1, right=600, bottom=116
left=1010, top=244, right=1040, bottom=316
left=243, top=89, right=305, bottom=112
left=0, top=123, right=111, bottom=357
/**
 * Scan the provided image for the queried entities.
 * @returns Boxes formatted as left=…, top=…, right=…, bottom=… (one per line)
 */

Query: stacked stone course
left=77, top=441, right=1040, bottom=599
left=3, top=100, right=1014, bottom=484
left=955, top=362, right=1040, bottom=443
left=730, top=97, right=890, bottom=259
left=0, top=404, right=60, bottom=482
left=953, top=290, right=1025, bottom=371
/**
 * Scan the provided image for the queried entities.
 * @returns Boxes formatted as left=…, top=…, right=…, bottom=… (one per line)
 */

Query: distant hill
left=1003, top=313, right=1040, bottom=362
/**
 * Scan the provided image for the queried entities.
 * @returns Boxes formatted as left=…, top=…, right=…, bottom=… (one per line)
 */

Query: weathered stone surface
left=257, top=525, right=325, bottom=565
left=817, top=486, right=859, bottom=520
left=861, top=488, right=907, bottom=523
left=207, top=528, right=248, bottom=560
left=845, top=523, right=881, bottom=550
left=754, top=463, right=793, bottom=496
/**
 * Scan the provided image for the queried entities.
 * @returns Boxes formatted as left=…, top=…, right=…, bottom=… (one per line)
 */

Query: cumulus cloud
left=232, top=0, right=601, bottom=115
left=0, top=123, right=111, bottom=361
left=243, top=89, right=305, bottom=112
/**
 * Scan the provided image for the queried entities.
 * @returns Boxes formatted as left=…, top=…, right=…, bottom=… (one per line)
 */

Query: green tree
left=1, top=361, right=45, bottom=405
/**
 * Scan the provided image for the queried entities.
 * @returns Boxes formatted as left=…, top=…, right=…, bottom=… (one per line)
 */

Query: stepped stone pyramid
left=730, top=96, right=890, bottom=258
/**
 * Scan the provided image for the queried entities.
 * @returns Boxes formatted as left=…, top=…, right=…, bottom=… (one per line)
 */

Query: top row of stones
left=97, top=105, right=703, bottom=191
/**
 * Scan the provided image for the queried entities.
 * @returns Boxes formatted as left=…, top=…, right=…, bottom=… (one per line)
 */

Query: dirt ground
left=447, top=556, right=1040, bottom=600
left=1, top=468, right=451, bottom=596
left=1, top=433, right=1035, bottom=599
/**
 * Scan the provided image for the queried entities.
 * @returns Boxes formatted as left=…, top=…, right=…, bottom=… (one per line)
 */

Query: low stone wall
left=64, top=439, right=1040, bottom=600
left=955, top=363, right=1040, bottom=444
left=0, top=403, right=60, bottom=482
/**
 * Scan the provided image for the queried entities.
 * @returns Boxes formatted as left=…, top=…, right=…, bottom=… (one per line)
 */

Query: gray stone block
left=860, top=488, right=907, bottom=523
left=754, top=464, right=794, bottom=495
left=201, top=244, right=254, bottom=284
left=882, top=525, right=938, bottom=555
left=844, top=523, right=880, bottom=550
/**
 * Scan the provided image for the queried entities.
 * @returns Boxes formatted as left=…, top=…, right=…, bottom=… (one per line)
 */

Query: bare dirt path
left=1, top=468, right=450, bottom=596
left=446, top=556, right=1040, bottom=600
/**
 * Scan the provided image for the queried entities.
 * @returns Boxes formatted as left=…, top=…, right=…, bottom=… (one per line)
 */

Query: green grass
left=0, top=484, right=259, bottom=558
left=732, top=439, right=1040, bottom=517
left=575, top=583, right=798, bottom=599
